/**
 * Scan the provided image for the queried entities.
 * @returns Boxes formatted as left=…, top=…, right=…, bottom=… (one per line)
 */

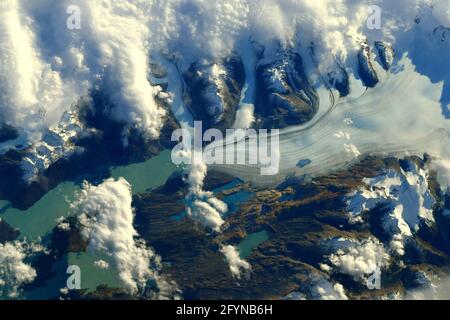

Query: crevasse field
left=0, top=0, right=450, bottom=301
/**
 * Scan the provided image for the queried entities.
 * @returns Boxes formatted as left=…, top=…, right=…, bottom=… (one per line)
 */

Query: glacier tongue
left=209, top=55, right=449, bottom=185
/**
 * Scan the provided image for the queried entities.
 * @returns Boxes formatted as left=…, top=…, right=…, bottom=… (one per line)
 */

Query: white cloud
left=150, top=0, right=249, bottom=63
left=323, top=237, right=390, bottom=282
left=0, top=241, right=39, bottom=298
left=429, top=158, right=450, bottom=193
left=220, top=244, right=251, bottom=279
left=233, top=104, right=255, bottom=129
left=191, top=0, right=447, bottom=77
left=1, top=0, right=166, bottom=148
left=93, top=260, right=109, bottom=270
left=312, top=279, right=348, bottom=300
left=1, top=1, right=449, bottom=182
left=0, top=0, right=80, bottom=137
left=56, top=216, right=71, bottom=231
left=80, top=0, right=166, bottom=140
left=184, top=152, right=227, bottom=232
left=71, top=177, right=178, bottom=298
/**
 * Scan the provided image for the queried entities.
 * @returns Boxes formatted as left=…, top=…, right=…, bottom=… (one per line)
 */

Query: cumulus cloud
left=312, top=279, right=348, bottom=300
left=56, top=216, right=71, bottom=231
left=184, top=151, right=227, bottom=232
left=71, top=177, right=178, bottom=298
left=0, top=241, right=42, bottom=298
left=233, top=104, right=255, bottom=129
left=79, top=1, right=166, bottom=140
left=429, top=158, right=450, bottom=193
left=93, top=259, right=109, bottom=270
left=220, top=244, right=251, bottom=279
left=322, top=237, right=390, bottom=282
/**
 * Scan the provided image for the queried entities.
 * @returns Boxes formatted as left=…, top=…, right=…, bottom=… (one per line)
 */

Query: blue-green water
left=67, top=252, right=122, bottom=291
left=237, top=230, right=270, bottom=259
left=24, top=252, right=120, bottom=299
left=1, top=150, right=179, bottom=240
left=222, top=190, right=253, bottom=216
left=0, top=150, right=179, bottom=295
left=110, top=150, right=179, bottom=193
left=1, top=182, right=79, bottom=240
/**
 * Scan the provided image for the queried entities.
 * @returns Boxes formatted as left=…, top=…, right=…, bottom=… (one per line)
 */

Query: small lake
left=237, top=230, right=270, bottom=259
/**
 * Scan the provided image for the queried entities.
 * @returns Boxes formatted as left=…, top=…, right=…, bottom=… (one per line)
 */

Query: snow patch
left=346, top=164, right=435, bottom=255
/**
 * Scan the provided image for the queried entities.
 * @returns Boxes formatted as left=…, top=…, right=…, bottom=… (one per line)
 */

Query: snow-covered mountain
left=0, top=0, right=449, bottom=300
left=0, top=0, right=448, bottom=180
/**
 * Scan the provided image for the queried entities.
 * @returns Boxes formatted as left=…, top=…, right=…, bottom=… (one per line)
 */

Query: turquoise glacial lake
left=0, top=150, right=180, bottom=296
left=238, top=230, right=270, bottom=259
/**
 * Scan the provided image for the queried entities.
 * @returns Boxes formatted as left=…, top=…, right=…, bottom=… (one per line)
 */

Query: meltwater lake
left=0, top=150, right=179, bottom=297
